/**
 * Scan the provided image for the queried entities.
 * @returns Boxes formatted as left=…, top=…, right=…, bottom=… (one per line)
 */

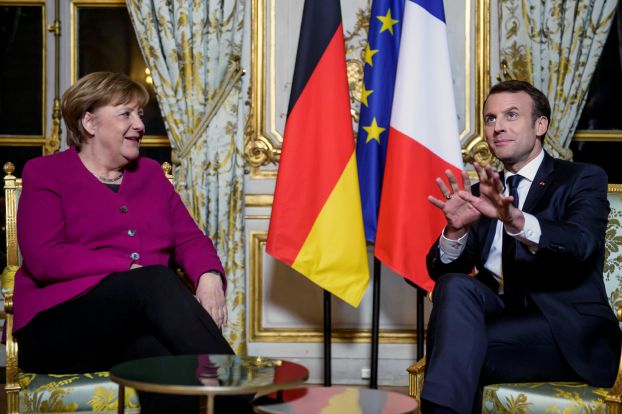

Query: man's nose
left=494, top=118, right=505, bottom=133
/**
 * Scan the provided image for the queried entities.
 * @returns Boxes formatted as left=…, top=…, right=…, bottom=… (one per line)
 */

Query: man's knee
left=434, top=273, right=478, bottom=301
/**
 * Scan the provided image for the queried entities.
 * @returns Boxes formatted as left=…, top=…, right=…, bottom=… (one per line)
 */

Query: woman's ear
left=82, top=112, right=97, bottom=136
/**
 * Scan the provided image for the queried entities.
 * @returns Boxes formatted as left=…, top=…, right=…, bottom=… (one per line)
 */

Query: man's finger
left=428, top=195, right=446, bottom=209
left=461, top=170, right=472, bottom=194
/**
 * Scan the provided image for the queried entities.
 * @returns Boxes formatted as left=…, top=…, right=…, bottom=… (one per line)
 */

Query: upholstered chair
left=1, top=161, right=172, bottom=413
left=407, top=185, right=622, bottom=414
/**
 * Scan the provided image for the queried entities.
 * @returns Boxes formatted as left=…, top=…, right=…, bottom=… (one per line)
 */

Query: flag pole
left=369, top=256, right=381, bottom=388
left=416, top=287, right=425, bottom=359
left=323, top=289, right=332, bottom=386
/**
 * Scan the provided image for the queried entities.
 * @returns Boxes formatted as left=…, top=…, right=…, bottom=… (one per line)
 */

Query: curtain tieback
left=179, top=56, right=245, bottom=159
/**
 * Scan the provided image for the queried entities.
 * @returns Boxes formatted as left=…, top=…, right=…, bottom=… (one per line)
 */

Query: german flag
left=266, top=0, right=369, bottom=307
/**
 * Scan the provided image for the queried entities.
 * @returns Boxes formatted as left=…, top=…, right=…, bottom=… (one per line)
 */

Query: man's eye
left=485, top=116, right=495, bottom=124
left=507, top=112, right=518, bottom=120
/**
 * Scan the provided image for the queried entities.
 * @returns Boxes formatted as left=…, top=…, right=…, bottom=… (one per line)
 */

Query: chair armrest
left=605, top=303, right=622, bottom=410
left=2, top=265, right=21, bottom=407
left=407, top=355, right=426, bottom=413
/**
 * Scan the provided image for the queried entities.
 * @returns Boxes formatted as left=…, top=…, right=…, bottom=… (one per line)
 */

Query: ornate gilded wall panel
left=245, top=0, right=492, bottom=178
left=248, top=230, right=427, bottom=343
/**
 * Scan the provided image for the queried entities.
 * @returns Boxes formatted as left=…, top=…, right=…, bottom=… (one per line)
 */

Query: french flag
left=374, top=0, right=463, bottom=291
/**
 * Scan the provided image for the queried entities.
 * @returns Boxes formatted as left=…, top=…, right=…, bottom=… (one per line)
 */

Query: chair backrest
left=2, top=162, right=21, bottom=406
left=604, top=185, right=622, bottom=318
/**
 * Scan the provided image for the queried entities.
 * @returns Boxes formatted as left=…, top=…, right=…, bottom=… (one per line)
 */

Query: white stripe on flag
left=390, top=0, right=463, bottom=169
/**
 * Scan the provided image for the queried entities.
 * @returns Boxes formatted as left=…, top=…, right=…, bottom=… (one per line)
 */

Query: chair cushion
left=482, top=382, right=607, bottom=413
left=18, top=371, right=140, bottom=413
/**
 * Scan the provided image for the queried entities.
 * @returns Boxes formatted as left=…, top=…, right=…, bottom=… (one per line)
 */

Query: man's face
left=483, top=91, right=548, bottom=172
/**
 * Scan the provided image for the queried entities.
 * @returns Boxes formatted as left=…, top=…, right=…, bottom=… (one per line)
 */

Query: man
left=421, top=80, right=621, bottom=413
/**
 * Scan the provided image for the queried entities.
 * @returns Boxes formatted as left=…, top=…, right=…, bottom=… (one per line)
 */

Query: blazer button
left=119, top=205, right=128, bottom=213
left=130, top=252, right=140, bottom=260
left=128, top=229, right=136, bottom=237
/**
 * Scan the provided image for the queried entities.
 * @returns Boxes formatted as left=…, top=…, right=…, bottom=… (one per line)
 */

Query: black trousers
left=15, top=265, right=251, bottom=414
left=422, top=273, right=582, bottom=414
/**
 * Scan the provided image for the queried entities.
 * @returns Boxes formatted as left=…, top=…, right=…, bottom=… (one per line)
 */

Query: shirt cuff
left=505, top=212, right=541, bottom=252
left=439, top=228, right=468, bottom=263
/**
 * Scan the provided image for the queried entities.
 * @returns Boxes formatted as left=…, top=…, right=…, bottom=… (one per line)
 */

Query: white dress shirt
left=439, top=150, right=544, bottom=293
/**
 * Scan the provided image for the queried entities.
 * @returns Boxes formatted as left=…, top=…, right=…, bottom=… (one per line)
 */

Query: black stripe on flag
left=287, top=0, right=342, bottom=116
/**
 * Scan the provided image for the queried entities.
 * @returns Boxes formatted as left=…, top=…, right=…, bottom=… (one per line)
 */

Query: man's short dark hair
left=487, top=80, right=551, bottom=123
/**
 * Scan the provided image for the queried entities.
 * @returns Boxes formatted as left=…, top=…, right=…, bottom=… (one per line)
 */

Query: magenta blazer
left=13, top=147, right=225, bottom=332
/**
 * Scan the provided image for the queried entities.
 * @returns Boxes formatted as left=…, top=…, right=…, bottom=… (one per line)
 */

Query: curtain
left=498, top=0, right=617, bottom=159
left=126, top=0, right=247, bottom=353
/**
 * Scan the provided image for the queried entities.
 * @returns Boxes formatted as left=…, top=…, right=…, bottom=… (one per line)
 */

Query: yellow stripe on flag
left=292, top=154, right=370, bottom=307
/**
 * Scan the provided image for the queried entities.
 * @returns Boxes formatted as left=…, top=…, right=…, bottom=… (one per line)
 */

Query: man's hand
left=428, top=169, right=479, bottom=239
left=197, top=272, right=227, bottom=328
left=457, top=163, right=525, bottom=233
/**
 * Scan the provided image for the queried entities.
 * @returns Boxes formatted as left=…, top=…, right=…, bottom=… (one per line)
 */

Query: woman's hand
left=197, top=272, right=227, bottom=328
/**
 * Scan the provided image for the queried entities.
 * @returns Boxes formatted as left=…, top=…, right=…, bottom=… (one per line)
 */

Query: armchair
left=1, top=161, right=175, bottom=413
left=407, top=184, right=622, bottom=414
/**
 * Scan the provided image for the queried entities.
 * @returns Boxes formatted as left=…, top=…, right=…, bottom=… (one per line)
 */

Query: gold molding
left=0, top=0, right=46, bottom=146
left=249, top=231, right=419, bottom=344
left=245, top=0, right=280, bottom=178
left=70, top=0, right=169, bottom=147
left=245, top=194, right=274, bottom=207
left=574, top=130, right=622, bottom=142
left=462, top=0, right=494, bottom=166
left=609, top=184, right=622, bottom=194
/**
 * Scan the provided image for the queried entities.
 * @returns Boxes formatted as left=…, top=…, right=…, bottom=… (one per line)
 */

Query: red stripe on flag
left=375, top=127, right=462, bottom=291
left=267, top=25, right=353, bottom=265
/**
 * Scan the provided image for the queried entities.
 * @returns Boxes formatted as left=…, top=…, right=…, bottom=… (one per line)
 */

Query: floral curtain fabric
left=126, top=0, right=247, bottom=353
left=498, top=0, right=618, bottom=159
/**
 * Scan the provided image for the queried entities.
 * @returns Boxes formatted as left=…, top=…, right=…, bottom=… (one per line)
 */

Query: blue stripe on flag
left=356, top=0, right=405, bottom=242
left=409, top=0, right=445, bottom=23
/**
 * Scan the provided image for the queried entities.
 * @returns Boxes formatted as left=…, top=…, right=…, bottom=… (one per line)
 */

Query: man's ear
left=82, top=112, right=97, bottom=136
left=535, top=116, right=549, bottom=137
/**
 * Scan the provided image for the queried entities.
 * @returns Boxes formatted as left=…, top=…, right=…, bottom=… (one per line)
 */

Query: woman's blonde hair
left=61, top=72, right=149, bottom=147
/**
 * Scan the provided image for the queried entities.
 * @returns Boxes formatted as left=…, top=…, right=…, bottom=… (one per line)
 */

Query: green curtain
left=498, top=0, right=617, bottom=159
left=126, top=0, right=247, bottom=353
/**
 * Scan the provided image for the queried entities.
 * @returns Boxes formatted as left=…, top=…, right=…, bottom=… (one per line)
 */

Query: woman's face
left=82, top=99, right=145, bottom=166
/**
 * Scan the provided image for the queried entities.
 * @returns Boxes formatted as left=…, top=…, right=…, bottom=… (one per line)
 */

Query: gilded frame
left=70, top=0, right=169, bottom=147
left=245, top=0, right=493, bottom=179
left=0, top=0, right=47, bottom=146
left=248, top=230, right=421, bottom=343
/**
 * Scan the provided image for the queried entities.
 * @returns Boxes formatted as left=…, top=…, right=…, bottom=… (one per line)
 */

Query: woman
left=13, top=72, right=248, bottom=413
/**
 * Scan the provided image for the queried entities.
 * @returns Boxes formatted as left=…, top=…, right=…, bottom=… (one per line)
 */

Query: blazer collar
left=522, top=151, right=554, bottom=212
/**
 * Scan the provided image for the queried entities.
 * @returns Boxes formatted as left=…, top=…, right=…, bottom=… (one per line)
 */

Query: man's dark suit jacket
left=426, top=152, right=621, bottom=387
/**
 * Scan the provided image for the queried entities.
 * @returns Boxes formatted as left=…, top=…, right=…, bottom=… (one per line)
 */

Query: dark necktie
left=501, top=174, right=523, bottom=297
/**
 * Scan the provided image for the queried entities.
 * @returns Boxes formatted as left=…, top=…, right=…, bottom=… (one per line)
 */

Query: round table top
left=110, top=354, right=308, bottom=396
left=254, top=386, right=418, bottom=414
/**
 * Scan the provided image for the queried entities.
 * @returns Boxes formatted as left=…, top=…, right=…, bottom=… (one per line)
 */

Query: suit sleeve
left=519, top=164, right=609, bottom=283
left=17, top=161, right=133, bottom=282
left=164, top=175, right=226, bottom=291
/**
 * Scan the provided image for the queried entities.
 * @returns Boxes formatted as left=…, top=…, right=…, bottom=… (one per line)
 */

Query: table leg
left=117, top=385, right=125, bottom=414
left=206, top=394, right=215, bottom=414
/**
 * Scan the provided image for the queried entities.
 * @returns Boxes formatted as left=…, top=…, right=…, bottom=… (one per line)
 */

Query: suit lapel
left=523, top=152, right=555, bottom=213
